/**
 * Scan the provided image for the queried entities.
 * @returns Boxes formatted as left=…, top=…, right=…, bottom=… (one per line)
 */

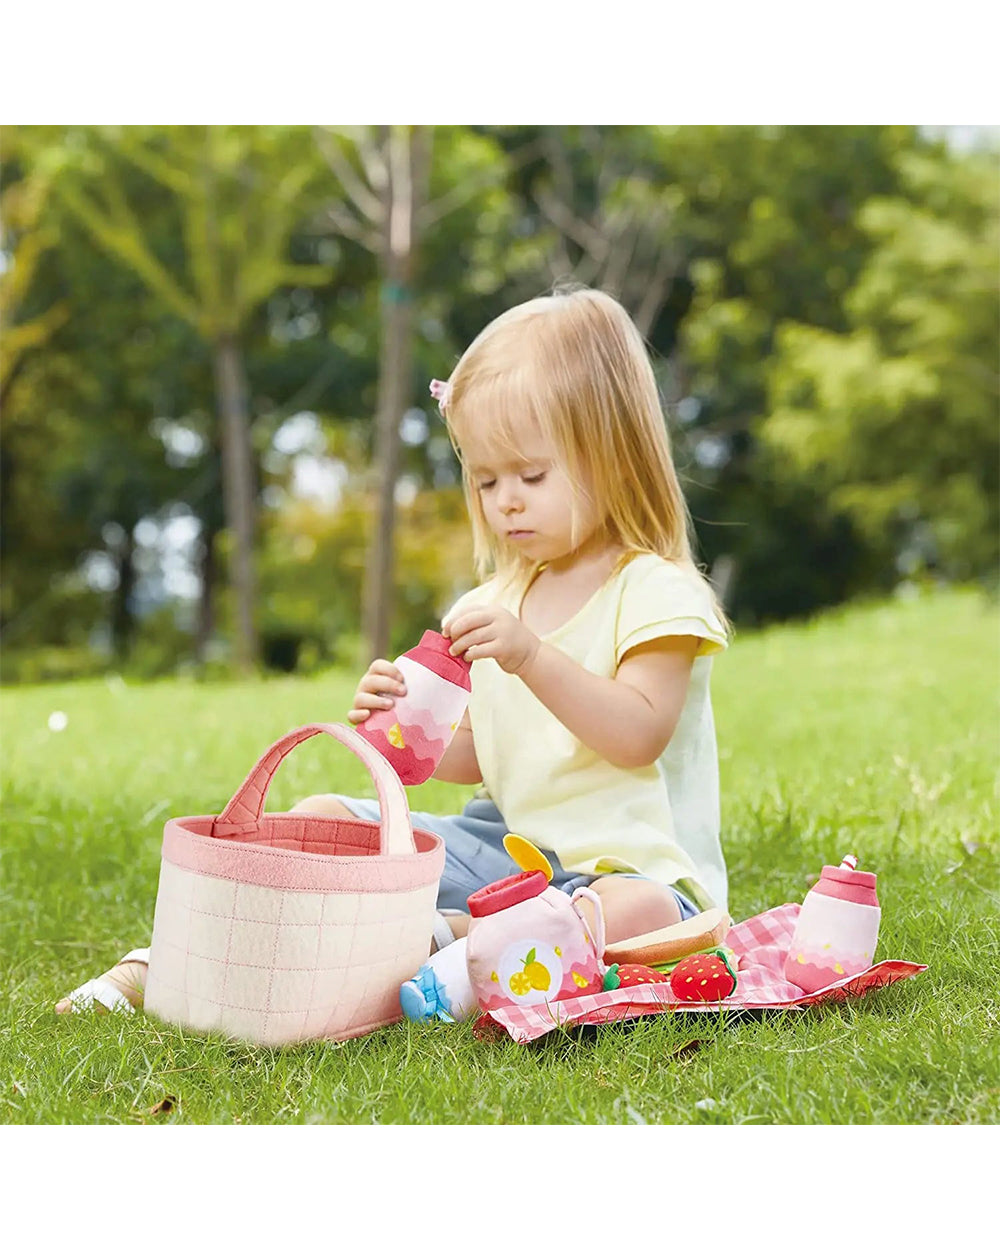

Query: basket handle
left=212, top=722, right=416, bottom=856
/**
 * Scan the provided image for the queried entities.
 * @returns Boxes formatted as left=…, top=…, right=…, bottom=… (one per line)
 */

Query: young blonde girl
left=57, top=284, right=730, bottom=1014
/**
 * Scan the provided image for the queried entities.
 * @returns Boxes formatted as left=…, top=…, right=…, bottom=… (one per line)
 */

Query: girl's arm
left=444, top=606, right=697, bottom=769
left=432, top=708, right=483, bottom=784
left=516, top=635, right=699, bottom=769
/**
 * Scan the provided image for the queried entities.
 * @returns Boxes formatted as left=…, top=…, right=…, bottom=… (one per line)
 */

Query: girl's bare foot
left=55, top=953, right=148, bottom=1014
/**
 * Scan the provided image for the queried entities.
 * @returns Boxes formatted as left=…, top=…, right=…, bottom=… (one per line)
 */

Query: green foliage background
left=1, top=125, right=997, bottom=679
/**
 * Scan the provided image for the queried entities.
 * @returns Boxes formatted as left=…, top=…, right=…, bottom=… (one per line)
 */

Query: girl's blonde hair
left=443, top=284, right=727, bottom=625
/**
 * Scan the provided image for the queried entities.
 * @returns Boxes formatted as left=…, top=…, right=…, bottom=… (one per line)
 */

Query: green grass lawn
left=2, top=586, right=997, bottom=1124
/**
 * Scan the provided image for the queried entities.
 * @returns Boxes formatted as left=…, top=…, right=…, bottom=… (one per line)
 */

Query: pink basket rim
left=162, top=814, right=444, bottom=894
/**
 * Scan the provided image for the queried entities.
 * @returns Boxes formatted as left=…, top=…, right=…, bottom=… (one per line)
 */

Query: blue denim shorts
left=332, top=794, right=700, bottom=920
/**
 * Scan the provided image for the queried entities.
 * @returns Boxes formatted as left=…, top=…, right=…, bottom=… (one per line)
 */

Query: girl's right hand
left=348, top=659, right=407, bottom=724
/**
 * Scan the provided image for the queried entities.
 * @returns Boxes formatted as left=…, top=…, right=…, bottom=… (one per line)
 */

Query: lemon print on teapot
left=497, top=941, right=562, bottom=1005
left=508, top=948, right=552, bottom=996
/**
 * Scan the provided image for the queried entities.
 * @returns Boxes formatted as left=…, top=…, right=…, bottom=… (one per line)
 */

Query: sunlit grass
left=2, top=585, right=997, bottom=1123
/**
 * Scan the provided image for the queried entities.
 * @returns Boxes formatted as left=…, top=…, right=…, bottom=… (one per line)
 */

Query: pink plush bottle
left=465, top=870, right=606, bottom=1013
left=784, top=854, right=881, bottom=993
left=354, top=630, right=472, bottom=786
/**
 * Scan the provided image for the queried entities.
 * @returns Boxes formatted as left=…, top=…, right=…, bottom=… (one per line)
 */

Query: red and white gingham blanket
left=481, top=903, right=928, bottom=1045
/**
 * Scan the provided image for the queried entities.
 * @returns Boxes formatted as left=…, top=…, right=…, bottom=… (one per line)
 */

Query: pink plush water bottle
left=465, top=871, right=607, bottom=1013
left=784, top=854, right=881, bottom=993
left=354, top=630, right=472, bottom=786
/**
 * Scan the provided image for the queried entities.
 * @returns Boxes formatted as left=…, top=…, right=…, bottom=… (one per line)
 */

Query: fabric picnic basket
left=144, top=722, right=444, bottom=1046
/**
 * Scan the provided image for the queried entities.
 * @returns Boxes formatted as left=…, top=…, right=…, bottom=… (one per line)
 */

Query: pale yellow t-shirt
left=447, top=552, right=730, bottom=911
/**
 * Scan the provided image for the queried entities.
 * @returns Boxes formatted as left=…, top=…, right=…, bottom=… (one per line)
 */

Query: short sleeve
left=614, top=558, right=728, bottom=665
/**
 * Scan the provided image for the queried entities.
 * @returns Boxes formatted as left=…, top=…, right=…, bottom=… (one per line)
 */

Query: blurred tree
left=46, top=125, right=336, bottom=671
left=1, top=128, right=210, bottom=660
left=0, top=133, right=70, bottom=408
left=463, top=126, right=693, bottom=348
left=311, top=125, right=542, bottom=662
left=257, top=481, right=474, bottom=675
left=0, top=129, right=81, bottom=649
left=312, top=126, right=431, bottom=665
left=762, top=142, right=999, bottom=581
left=4, top=125, right=993, bottom=682
left=672, top=126, right=930, bottom=619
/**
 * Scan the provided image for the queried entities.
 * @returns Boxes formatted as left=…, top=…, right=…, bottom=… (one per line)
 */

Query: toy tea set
left=398, top=840, right=896, bottom=1044
left=142, top=630, right=925, bottom=1047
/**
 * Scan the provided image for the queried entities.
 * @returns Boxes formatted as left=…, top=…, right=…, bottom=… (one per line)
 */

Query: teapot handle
left=570, top=886, right=606, bottom=962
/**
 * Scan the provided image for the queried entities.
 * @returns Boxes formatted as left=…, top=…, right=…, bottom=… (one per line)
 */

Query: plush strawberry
left=603, top=963, right=670, bottom=991
left=669, top=948, right=737, bottom=1001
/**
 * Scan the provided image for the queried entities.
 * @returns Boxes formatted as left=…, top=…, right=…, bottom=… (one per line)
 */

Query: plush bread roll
left=604, top=907, right=731, bottom=967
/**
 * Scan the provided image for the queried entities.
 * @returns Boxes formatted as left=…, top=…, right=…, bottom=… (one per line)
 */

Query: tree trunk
left=111, top=528, right=135, bottom=664
left=363, top=127, right=430, bottom=663
left=212, top=333, right=259, bottom=673
left=195, top=517, right=220, bottom=665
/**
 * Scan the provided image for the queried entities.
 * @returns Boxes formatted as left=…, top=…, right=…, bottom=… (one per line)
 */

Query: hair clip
left=429, top=378, right=451, bottom=410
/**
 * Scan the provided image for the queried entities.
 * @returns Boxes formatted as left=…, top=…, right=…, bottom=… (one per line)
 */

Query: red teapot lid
left=467, top=870, right=548, bottom=918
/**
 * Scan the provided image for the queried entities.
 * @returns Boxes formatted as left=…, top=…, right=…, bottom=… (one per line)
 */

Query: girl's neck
left=539, top=530, right=624, bottom=580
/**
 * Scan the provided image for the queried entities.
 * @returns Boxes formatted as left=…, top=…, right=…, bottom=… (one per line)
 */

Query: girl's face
left=460, top=422, right=602, bottom=565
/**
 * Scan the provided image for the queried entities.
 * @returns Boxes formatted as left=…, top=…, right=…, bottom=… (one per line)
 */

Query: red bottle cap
left=813, top=864, right=879, bottom=907
left=468, top=870, right=548, bottom=918
left=408, top=630, right=472, bottom=691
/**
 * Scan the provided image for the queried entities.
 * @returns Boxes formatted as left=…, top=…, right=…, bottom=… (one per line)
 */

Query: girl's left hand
left=443, top=606, right=540, bottom=675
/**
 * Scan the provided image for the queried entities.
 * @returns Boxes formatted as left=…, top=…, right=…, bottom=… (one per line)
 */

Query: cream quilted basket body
left=144, top=722, right=444, bottom=1046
